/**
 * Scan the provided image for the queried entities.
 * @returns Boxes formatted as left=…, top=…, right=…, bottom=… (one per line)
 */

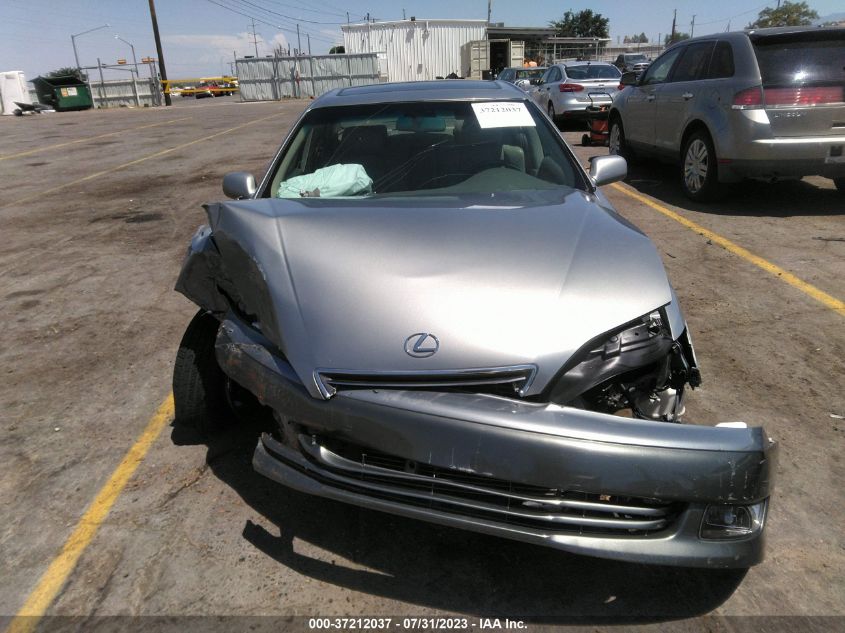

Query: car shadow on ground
left=173, top=420, right=746, bottom=622
left=620, top=158, right=844, bottom=218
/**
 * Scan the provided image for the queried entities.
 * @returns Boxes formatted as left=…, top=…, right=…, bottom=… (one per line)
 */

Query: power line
left=203, top=0, right=336, bottom=44
left=228, top=0, right=348, bottom=24
left=259, top=0, right=363, bottom=20
left=224, top=0, right=340, bottom=37
left=694, top=3, right=768, bottom=26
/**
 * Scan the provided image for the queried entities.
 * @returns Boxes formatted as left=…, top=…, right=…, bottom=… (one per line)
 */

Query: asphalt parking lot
left=1, top=97, right=843, bottom=631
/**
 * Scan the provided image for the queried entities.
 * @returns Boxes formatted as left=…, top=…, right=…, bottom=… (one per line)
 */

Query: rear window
left=753, top=36, right=845, bottom=87
left=565, top=65, right=622, bottom=80
left=516, top=69, right=546, bottom=80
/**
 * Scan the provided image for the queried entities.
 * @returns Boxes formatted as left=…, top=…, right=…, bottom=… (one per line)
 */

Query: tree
left=665, top=32, right=690, bottom=45
left=328, top=45, right=345, bottom=54
left=748, top=1, right=819, bottom=28
left=638, top=32, right=648, bottom=43
left=46, top=67, right=87, bottom=81
left=549, top=9, right=609, bottom=38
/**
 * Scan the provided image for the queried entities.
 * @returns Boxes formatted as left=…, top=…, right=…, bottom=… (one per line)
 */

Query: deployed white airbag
left=277, top=163, right=373, bottom=198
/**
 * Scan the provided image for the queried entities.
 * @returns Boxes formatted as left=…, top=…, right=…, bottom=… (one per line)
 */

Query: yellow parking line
left=0, top=110, right=286, bottom=210
left=3, top=393, right=175, bottom=633
left=609, top=182, right=845, bottom=318
left=0, top=117, right=191, bottom=162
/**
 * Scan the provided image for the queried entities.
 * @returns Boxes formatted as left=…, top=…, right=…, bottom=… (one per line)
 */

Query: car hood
left=205, top=189, right=673, bottom=398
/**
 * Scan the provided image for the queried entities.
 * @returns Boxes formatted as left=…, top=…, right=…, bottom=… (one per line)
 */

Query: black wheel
left=608, top=117, right=633, bottom=160
left=681, top=130, right=724, bottom=201
left=581, top=134, right=591, bottom=147
left=834, top=177, right=845, bottom=192
left=13, top=109, right=22, bottom=116
left=172, top=310, right=232, bottom=434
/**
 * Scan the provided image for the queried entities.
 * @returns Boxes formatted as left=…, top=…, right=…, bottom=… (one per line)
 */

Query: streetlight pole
left=115, top=35, right=141, bottom=107
left=71, top=23, right=110, bottom=75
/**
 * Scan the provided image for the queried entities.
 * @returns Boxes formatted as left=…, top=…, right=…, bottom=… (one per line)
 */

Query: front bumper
left=217, top=316, right=776, bottom=568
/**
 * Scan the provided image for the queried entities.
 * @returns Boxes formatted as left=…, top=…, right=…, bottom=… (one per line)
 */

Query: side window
left=671, top=42, right=716, bottom=82
left=640, top=47, right=684, bottom=85
left=548, top=67, right=561, bottom=82
left=707, top=41, right=735, bottom=79
left=540, top=68, right=553, bottom=83
left=500, top=69, right=514, bottom=81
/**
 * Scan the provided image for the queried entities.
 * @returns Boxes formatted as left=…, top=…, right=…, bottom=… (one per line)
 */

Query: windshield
left=565, top=65, right=622, bottom=80
left=626, top=55, right=648, bottom=63
left=268, top=100, right=582, bottom=198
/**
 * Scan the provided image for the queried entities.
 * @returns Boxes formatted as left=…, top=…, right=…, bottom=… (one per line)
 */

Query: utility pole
left=147, top=0, right=170, bottom=105
left=690, top=15, right=696, bottom=38
left=250, top=18, right=259, bottom=58
left=296, top=23, right=302, bottom=56
left=670, top=9, right=677, bottom=45
left=403, top=8, right=406, bottom=20
left=487, top=0, right=492, bottom=24
left=97, top=57, right=106, bottom=106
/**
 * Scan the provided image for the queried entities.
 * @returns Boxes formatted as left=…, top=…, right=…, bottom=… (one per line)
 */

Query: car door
left=535, top=66, right=562, bottom=111
left=654, top=41, right=716, bottom=153
left=621, top=46, right=684, bottom=149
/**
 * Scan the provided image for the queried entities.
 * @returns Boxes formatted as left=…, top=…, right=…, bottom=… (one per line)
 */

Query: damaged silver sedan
left=173, top=81, right=776, bottom=568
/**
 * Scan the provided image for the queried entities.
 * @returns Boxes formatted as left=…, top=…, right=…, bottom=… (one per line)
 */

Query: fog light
left=700, top=500, right=767, bottom=540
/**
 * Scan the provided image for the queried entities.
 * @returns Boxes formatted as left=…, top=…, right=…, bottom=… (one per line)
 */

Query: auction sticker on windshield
left=471, top=102, right=535, bottom=128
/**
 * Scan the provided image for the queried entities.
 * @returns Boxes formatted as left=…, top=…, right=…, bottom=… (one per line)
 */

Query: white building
left=342, top=19, right=487, bottom=82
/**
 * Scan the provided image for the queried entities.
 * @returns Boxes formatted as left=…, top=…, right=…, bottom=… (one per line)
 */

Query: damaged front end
left=175, top=201, right=776, bottom=568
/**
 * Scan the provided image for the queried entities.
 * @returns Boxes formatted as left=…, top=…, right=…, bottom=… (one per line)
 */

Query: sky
left=1, top=0, right=843, bottom=81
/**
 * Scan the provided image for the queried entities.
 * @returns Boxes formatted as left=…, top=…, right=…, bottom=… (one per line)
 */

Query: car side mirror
left=620, top=71, right=639, bottom=87
left=589, top=155, right=627, bottom=187
left=222, top=172, right=257, bottom=199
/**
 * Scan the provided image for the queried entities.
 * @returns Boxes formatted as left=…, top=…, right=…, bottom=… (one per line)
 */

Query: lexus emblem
left=404, top=333, right=439, bottom=358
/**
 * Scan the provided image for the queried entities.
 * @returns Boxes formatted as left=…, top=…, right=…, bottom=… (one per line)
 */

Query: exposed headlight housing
left=548, top=308, right=675, bottom=404
left=700, top=500, right=767, bottom=540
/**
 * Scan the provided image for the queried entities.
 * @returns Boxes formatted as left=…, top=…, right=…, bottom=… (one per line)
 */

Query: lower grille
left=292, top=435, right=681, bottom=536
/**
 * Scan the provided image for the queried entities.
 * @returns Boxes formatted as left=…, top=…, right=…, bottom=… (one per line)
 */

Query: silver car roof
left=311, top=80, right=527, bottom=109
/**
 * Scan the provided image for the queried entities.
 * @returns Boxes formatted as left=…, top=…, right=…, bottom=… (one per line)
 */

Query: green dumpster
left=33, top=75, right=93, bottom=111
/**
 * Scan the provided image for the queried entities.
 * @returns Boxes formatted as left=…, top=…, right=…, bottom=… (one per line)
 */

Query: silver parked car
left=609, top=26, right=845, bottom=200
left=174, top=80, right=775, bottom=568
left=496, top=66, right=547, bottom=91
left=532, top=62, right=622, bottom=122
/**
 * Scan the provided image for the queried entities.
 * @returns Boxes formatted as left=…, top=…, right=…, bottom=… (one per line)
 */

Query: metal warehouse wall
left=236, top=54, right=379, bottom=100
left=342, top=20, right=487, bottom=82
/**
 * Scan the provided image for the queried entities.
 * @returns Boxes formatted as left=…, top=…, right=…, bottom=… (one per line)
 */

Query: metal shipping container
left=342, top=19, right=487, bottom=82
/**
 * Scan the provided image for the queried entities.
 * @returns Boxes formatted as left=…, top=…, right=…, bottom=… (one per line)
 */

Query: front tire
left=681, top=130, right=724, bottom=201
left=173, top=310, right=232, bottom=434
left=834, top=177, right=845, bottom=192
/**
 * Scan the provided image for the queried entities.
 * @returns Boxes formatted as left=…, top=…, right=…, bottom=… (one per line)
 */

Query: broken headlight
left=548, top=309, right=676, bottom=405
